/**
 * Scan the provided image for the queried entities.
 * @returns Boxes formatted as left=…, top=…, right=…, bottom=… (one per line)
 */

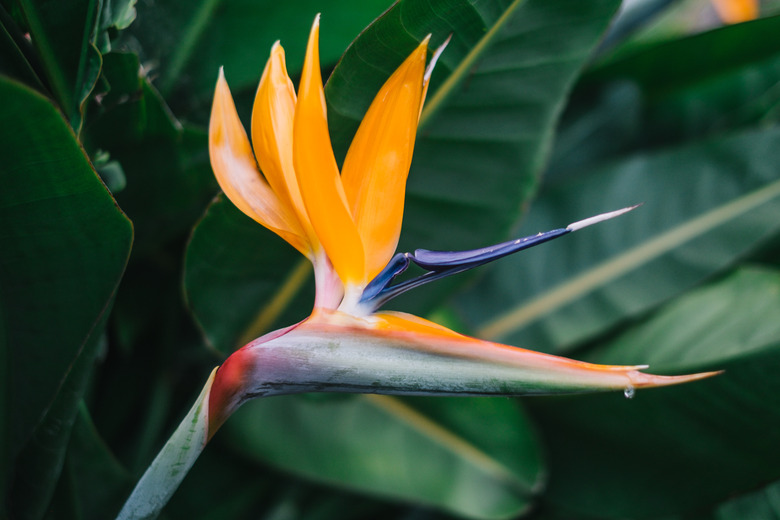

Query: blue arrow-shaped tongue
left=411, top=227, right=570, bottom=270
left=360, top=205, right=639, bottom=310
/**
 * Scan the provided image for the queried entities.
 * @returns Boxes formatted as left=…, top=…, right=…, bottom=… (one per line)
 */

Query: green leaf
left=225, top=394, right=543, bottom=519
left=117, top=370, right=215, bottom=520
left=451, top=125, right=780, bottom=354
left=99, top=0, right=137, bottom=35
left=45, top=404, right=132, bottom=520
left=598, top=0, right=755, bottom=56
left=163, top=444, right=273, bottom=520
left=712, top=479, right=780, bottom=520
left=89, top=256, right=211, bottom=480
left=0, top=77, right=132, bottom=518
left=548, top=16, right=780, bottom=182
left=595, top=0, right=677, bottom=55
left=543, top=81, right=643, bottom=182
left=15, top=0, right=104, bottom=131
left=529, top=267, right=780, bottom=518
left=86, top=52, right=218, bottom=256
left=589, top=14, right=780, bottom=146
left=0, top=5, right=47, bottom=92
left=592, top=14, right=780, bottom=96
left=96, top=0, right=137, bottom=53
left=167, top=445, right=408, bottom=520
left=126, top=0, right=394, bottom=118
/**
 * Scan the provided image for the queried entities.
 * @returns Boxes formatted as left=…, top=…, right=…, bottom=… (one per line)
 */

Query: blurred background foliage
left=2, top=0, right=780, bottom=518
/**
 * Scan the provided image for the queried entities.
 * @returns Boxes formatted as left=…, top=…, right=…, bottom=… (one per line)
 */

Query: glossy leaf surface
left=125, top=0, right=393, bottom=117
left=530, top=267, right=780, bottom=518
left=184, top=198, right=312, bottom=352
left=46, top=405, right=133, bottom=520
left=225, top=394, right=543, bottom=519
left=166, top=444, right=408, bottom=520
left=453, top=126, right=780, bottom=353
left=86, top=51, right=218, bottom=256
left=711, top=479, right=780, bottom=520
left=0, top=77, right=132, bottom=516
left=549, top=14, right=780, bottom=180
left=14, top=0, right=103, bottom=129
left=0, top=6, right=47, bottom=92
left=588, top=14, right=780, bottom=148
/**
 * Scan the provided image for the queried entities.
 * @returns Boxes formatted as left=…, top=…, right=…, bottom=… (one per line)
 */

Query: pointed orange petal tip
left=413, top=35, right=430, bottom=62
left=210, top=68, right=310, bottom=254
left=336, top=310, right=722, bottom=395
left=627, top=369, right=723, bottom=390
left=251, top=35, right=317, bottom=253
left=340, top=36, right=432, bottom=281
left=294, top=14, right=366, bottom=286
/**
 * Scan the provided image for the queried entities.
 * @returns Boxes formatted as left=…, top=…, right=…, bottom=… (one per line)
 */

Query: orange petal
left=711, top=0, right=758, bottom=23
left=251, top=42, right=317, bottom=246
left=293, top=15, right=365, bottom=285
left=210, top=70, right=309, bottom=255
left=341, top=39, right=428, bottom=279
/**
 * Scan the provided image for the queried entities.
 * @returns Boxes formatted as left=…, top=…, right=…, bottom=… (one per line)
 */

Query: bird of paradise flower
left=117, top=15, right=718, bottom=520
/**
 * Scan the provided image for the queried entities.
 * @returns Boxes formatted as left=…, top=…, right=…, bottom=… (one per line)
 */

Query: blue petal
left=360, top=227, right=570, bottom=309
left=411, top=228, right=569, bottom=270
left=361, top=253, right=410, bottom=303
left=359, top=206, right=639, bottom=310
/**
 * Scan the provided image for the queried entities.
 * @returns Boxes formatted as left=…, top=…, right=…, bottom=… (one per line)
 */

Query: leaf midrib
left=363, top=394, right=534, bottom=493
left=419, top=0, right=528, bottom=130
left=160, top=0, right=223, bottom=96
left=477, top=176, right=780, bottom=341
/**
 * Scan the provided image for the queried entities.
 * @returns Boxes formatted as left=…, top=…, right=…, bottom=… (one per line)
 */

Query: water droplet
left=624, top=385, right=635, bottom=399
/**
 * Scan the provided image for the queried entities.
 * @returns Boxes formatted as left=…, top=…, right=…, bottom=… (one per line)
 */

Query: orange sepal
left=210, top=70, right=309, bottom=255
left=251, top=42, right=316, bottom=246
left=293, top=16, right=365, bottom=285
left=341, top=39, right=429, bottom=280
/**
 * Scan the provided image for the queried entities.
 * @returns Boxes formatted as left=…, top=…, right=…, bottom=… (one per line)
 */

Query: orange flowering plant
left=116, top=16, right=716, bottom=519
left=6, top=0, right=780, bottom=519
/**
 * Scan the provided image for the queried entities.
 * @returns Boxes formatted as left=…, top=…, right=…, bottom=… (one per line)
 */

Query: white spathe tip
left=424, top=34, right=451, bottom=83
left=566, top=204, right=642, bottom=232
